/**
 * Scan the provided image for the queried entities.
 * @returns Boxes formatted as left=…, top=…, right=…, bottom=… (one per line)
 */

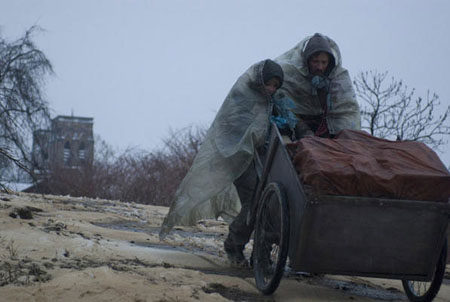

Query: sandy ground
left=0, top=192, right=448, bottom=302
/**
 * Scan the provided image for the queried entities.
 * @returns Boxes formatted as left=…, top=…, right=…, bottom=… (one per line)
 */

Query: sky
left=1, top=0, right=449, bottom=166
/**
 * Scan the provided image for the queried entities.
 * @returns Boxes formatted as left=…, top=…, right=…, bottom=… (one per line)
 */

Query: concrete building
left=32, top=115, right=94, bottom=172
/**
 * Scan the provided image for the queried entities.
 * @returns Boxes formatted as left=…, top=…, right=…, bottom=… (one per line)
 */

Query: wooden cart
left=250, top=125, right=449, bottom=302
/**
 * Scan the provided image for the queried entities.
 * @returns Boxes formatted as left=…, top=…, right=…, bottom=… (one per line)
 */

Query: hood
left=275, top=33, right=343, bottom=79
left=303, top=33, right=336, bottom=76
left=262, top=59, right=284, bottom=86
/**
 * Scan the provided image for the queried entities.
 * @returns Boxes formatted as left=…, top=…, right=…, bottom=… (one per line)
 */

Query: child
left=159, top=59, right=286, bottom=266
left=223, top=59, right=289, bottom=266
left=260, top=59, right=283, bottom=97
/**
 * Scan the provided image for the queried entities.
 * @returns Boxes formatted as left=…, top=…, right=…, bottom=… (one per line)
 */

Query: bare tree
left=353, top=71, right=450, bottom=149
left=84, top=125, right=205, bottom=205
left=0, top=26, right=53, bottom=184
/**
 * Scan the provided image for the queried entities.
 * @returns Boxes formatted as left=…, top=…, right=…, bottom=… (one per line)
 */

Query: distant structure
left=32, top=115, right=94, bottom=173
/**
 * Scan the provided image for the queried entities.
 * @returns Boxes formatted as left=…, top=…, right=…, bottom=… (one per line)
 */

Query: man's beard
left=310, top=69, right=325, bottom=76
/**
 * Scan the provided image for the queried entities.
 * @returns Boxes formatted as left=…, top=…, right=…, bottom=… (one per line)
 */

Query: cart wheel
left=402, top=239, right=447, bottom=302
left=253, top=182, right=289, bottom=295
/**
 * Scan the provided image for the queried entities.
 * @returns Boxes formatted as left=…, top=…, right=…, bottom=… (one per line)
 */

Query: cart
left=250, top=124, right=449, bottom=302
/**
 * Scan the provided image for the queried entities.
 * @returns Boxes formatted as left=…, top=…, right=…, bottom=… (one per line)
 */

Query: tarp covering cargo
left=289, top=129, right=450, bottom=202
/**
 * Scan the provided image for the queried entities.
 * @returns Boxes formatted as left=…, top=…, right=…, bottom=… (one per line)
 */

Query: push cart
left=250, top=125, right=449, bottom=302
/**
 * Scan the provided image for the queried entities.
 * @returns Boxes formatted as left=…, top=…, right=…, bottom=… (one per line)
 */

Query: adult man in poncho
left=275, top=33, right=360, bottom=138
left=160, top=33, right=361, bottom=266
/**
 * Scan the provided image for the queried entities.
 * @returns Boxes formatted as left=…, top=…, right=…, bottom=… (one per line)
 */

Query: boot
left=224, top=238, right=248, bottom=267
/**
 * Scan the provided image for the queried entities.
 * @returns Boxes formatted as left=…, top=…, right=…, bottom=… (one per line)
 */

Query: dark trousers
left=225, top=162, right=258, bottom=250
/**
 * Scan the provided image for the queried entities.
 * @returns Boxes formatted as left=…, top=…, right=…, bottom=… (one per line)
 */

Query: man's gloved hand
left=295, top=121, right=314, bottom=139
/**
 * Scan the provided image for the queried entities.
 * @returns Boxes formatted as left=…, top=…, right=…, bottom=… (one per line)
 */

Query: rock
left=9, top=207, right=34, bottom=219
left=17, top=207, right=33, bottom=219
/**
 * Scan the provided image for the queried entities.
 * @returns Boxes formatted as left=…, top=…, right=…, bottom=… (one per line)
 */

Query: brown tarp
left=288, top=130, right=450, bottom=202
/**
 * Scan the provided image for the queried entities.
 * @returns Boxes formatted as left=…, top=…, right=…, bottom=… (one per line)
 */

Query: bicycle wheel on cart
left=402, top=239, right=447, bottom=302
left=253, top=182, right=290, bottom=295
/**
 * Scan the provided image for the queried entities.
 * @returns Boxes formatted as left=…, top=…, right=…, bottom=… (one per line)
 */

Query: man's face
left=264, top=77, right=281, bottom=96
left=308, top=52, right=329, bottom=76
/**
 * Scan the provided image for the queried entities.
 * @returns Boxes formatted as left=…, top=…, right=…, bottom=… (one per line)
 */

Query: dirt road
left=0, top=192, right=448, bottom=301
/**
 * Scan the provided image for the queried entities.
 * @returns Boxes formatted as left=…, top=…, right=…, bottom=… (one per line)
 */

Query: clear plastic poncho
left=274, top=34, right=361, bottom=134
left=159, top=60, right=273, bottom=239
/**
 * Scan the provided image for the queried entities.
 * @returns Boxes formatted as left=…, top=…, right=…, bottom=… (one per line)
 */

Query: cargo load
left=288, top=130, right=450, bottom=202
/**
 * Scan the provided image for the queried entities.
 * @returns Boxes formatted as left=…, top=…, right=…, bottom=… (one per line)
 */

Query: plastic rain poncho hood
left=274, top=33, right=361, bottom=134
left=159, top=60, right=274, bottom=238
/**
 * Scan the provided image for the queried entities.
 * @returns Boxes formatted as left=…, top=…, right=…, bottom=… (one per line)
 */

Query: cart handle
left=247, top=124, right=281, bottom=226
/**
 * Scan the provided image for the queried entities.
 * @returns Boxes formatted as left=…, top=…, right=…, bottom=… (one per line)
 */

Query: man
left=275, top=33, right=361, bottom=138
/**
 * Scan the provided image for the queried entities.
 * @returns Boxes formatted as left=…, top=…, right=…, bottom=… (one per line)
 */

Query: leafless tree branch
left=0, top=26, right=53, bottom=185
left=354, top=71, right=450, bottom=149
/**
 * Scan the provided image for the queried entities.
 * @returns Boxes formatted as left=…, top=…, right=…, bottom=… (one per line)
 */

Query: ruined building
left=32, top=115, right=94, bottom=173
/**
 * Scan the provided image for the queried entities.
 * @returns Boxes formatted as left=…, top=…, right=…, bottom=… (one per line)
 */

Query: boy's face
left=264, top=78, right=281, bottom=96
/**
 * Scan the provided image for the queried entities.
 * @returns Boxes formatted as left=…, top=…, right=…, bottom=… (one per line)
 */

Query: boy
left=224, top=60, right=286, bottom=266
left=159, top=59, right=286, bottom=267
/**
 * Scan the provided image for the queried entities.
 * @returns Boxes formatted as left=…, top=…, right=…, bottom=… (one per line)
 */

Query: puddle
left=203, top=283, right=273, bottom=302
left=198, top=267, right=254, bottom=279
left=92, top=220, right=219, bottom=239
left=310, top=277, right=406, bottom=301
left=131, top=241, right=193, bottom=254
left=93, top=220, right=225, bottom=259
left=93, top=221, right=153, bottom=233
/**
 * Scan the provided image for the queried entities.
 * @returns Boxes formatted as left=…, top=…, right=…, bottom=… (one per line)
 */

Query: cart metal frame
left=250, top=124, right=449, bottom=299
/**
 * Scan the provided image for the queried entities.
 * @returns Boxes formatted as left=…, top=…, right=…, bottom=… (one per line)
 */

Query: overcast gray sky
left=1, top=0, right=449, bottom=166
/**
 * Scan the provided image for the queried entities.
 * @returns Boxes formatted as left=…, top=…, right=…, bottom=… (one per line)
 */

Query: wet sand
left=0, top=192, right=448, bottom=301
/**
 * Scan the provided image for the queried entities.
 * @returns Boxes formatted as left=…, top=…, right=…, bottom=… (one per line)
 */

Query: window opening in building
left=78, top=142, right=86, bottom=161
left=64, top=141, right=71, bottom=165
